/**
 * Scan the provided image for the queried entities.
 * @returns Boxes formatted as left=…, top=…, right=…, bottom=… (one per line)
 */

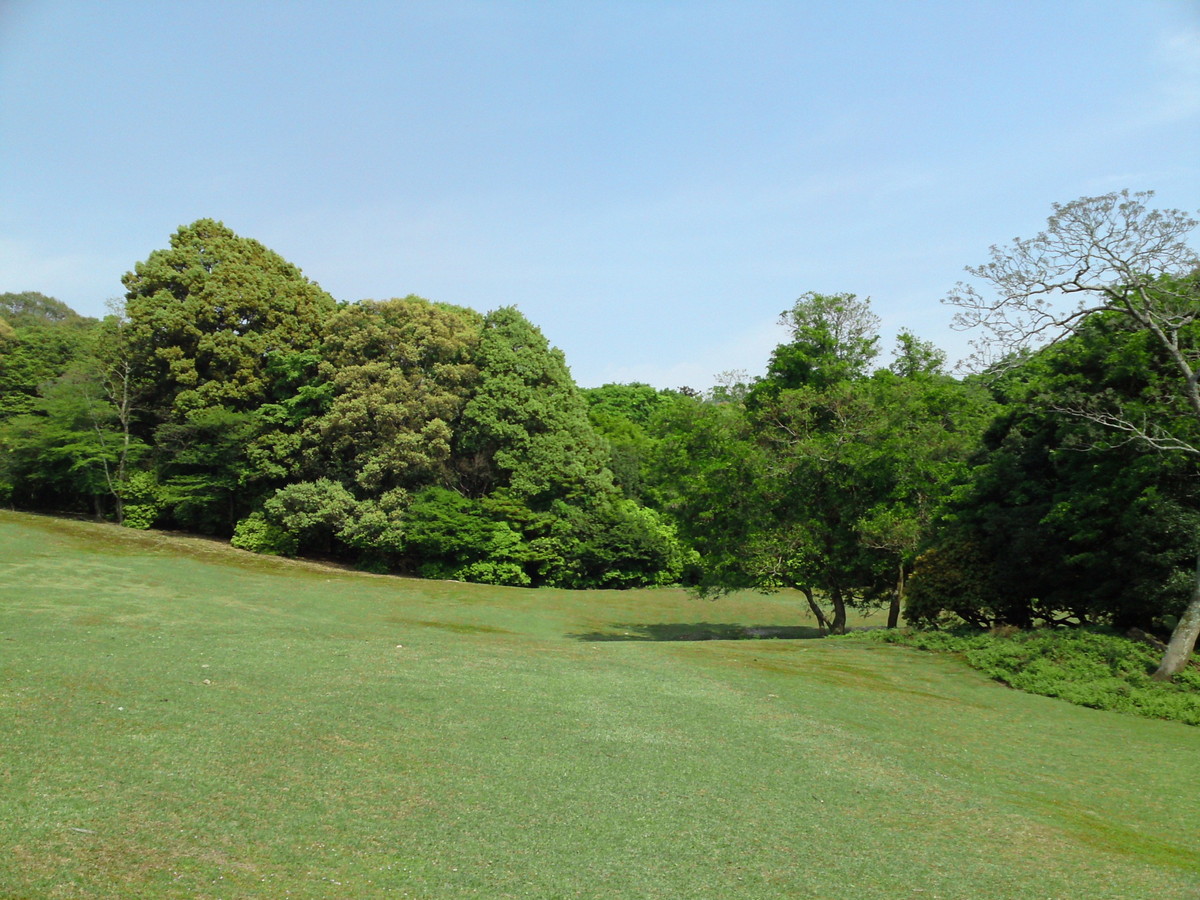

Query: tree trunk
left=887, top=561, right=904, bottom=629
left=1153, top=549, right=1200, bottom=681
left=800, top=585, right=829, bottom=634
left=829, top=583, right=848, bottom=635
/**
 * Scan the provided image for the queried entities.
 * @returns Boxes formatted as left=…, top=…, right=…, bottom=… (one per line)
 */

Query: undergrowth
left=855, top=626, right=1200, bottom=726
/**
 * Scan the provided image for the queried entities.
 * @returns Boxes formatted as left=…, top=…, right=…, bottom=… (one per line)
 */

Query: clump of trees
left=941, top=191, right=1200, bottom=679
left=623, top=292, right=996, bottom=633
left=0, top=221, right=687, bottom=589
left=2, top=194, right=1198, bottom=676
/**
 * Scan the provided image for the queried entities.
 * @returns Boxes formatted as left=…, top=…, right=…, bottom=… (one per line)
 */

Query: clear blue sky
left=2, top=1, right=1198, bottom=388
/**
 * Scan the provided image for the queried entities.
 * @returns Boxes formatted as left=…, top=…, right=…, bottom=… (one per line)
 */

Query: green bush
left=406, top=487, right=533, bottom=585
left=856, top=626, right=1200, bottom=726
left=263, top=479, right=357, bottom=553
left=231, top=512, right=299, bottom=557
left=449, top=560, right=531, bottom=587
left=120, top=471, right=165, bottom=530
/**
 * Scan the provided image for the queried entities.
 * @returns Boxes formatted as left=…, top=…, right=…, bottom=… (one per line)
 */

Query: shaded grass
left=569, top=622, right=826, bottom=641
left=2, top=510, right=1199, bottom=899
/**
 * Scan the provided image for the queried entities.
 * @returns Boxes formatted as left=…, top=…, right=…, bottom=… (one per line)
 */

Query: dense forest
left=2, top=197, right=1198, bottom=673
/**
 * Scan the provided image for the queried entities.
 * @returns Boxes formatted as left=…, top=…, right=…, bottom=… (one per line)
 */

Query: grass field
left=2, top=510, right=1198, bottom=899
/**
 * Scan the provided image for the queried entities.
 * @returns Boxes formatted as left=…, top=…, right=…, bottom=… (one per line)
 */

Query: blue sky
left=1, top=1, right=1198, bottom=388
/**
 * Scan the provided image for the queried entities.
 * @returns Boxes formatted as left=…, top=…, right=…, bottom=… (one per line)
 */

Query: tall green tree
left=908, top=311, right=1200, bottom=632
left=122, top=219, right=337, bottom=422
left=454, top=306, right=613, bottom=505
left=305, top=296, right=482, bottom=494
left=664, top=294, right=988, bottom=632
left=752, top=291, right=880, bottom=397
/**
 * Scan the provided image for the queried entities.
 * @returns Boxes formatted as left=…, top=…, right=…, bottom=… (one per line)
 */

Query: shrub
left=120, top=471, right=165, bottom=530
left=231, top=512, right=299, bottom=557
left=854, top=626, right=1200, bottom=726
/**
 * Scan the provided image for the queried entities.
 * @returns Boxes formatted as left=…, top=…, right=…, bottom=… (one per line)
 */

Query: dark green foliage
left=910, top=311, right=1200, bottom=631
left=0, top=246, right=683, bottom=590
left=154, top=407, right=259, bottom=534
left=663, top=294, right=992, bottom=631
left=860, top=627, right=1200, bottom=725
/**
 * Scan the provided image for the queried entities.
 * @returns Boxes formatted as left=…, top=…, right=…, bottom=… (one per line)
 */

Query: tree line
left=2, top=193, right=1198, bottom=675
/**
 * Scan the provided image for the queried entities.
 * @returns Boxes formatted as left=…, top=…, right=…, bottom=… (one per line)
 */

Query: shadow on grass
left=568, top=622, right=826, bottom=642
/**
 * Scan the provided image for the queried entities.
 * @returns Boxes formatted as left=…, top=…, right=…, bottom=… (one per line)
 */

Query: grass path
left=1, top=511, right=1198, bottom=898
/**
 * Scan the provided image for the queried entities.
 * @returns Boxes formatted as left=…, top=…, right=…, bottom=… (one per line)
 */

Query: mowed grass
left=1, top=511, right=1198, bottom=899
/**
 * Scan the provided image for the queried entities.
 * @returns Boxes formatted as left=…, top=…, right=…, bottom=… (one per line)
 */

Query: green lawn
left=1, top=510, right=1197, bottom=899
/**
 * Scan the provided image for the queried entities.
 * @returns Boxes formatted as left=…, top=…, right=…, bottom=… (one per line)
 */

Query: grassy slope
left=1, top=511, right=1197, bottom=900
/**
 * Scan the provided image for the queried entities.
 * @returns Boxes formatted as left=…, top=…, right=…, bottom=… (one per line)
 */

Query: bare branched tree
left=946, top=190, right=1200, bottom=679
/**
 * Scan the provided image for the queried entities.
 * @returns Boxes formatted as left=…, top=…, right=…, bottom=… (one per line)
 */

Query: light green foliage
left=119, top=471, right=165, bottom=530
left=644, top=393, right=765, bottom=591
left=754, top=291, right=880, bottom=395
left=307, top=296, right=481, bottom=493
left=539, top=496, right=691, bottom=589
left=338, top=488, right=409, bottom=558
left=583, top=381, right=666, bottom=425
left=0, top=298, right=152, bottom=520
left=0, top=361, right=135, bottom=515
left=888, top=329, right=947, bottom=377
left=583, top=382, right=672, bottom=501
left=122, top=219, right=336, bottom=420
left=403, top=486, right=531, bottom=585
left=0, top=291, right=80, bottom=326
left=230, top=511, right=300, bottom=556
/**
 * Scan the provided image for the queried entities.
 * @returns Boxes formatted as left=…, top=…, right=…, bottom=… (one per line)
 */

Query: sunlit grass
left=2, top=510, right=1198, bottom=898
